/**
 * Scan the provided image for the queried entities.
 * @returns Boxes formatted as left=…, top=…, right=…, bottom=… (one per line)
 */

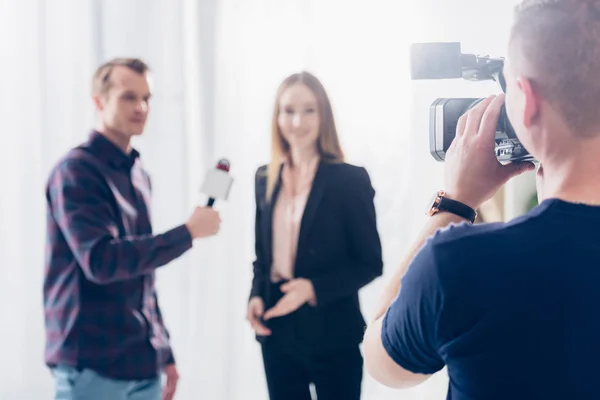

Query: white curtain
left=0, top=0, right=523, bottom=399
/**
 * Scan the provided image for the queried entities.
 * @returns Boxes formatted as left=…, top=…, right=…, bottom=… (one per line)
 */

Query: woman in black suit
left=246, top=71, right=383, bottom=400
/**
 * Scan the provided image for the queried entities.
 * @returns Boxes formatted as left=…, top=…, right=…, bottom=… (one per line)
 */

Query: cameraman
left=364, top=1, right=600, bottom=399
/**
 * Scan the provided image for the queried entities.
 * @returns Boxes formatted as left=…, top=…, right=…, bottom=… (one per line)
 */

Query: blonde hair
left=510, top=0, right=600, bottom=136
left=265, top=72, right=345, bottom=200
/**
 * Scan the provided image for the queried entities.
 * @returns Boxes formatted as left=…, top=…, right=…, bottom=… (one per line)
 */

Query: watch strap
left=438, top=196, right=477, bottom=223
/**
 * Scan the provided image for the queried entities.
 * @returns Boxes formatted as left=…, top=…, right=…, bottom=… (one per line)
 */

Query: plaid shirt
left=44, top=131, right=192, bottom=380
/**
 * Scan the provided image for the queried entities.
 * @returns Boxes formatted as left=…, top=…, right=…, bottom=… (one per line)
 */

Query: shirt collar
left=87, top=131, right=140, bottom=170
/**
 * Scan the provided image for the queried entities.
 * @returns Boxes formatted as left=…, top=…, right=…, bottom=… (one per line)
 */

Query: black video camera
left=410, top=42, right=533, bottom=163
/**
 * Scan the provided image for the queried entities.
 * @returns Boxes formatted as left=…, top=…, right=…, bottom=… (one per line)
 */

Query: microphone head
left=200, top=157, right=234, bottom=202
left=216, top=158, right=230, bottom=172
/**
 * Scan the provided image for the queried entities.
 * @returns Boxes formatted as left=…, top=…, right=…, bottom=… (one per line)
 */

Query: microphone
left=200, top=158, right=233, bottom=207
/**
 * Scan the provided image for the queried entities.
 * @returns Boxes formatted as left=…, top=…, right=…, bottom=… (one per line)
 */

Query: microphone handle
left=207, top=197, right=216, bottom=207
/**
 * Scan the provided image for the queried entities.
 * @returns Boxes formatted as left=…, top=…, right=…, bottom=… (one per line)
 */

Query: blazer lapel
left=296, top=161, right=329, bottom=258
left=262, top=165, right=283, bottom=267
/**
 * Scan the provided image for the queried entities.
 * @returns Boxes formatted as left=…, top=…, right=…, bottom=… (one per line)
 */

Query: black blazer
left=250, top=160, right=383, bottom=353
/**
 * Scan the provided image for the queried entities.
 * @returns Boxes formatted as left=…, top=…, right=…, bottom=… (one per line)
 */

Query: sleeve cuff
left=163, top=224, right=193, bottom=251
left=380, top=309, right=443, bottom=375
left=249, top=291, right=263, bottom=302
left=164, top=349, right=176, bottom=367
left=249, top=280, right=265, bottom=301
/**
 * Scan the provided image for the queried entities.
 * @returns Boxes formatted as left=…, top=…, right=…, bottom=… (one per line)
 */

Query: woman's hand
left=246, top=297, right=271, bottom=336
left=263, top=279, right=316, bottom=320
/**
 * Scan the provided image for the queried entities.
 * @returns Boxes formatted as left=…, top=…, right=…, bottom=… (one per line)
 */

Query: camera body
left=410, top=42, right=534, bottom=163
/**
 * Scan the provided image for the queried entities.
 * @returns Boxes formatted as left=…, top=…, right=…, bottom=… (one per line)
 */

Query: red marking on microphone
left=216, top=158, right=230, bottom=172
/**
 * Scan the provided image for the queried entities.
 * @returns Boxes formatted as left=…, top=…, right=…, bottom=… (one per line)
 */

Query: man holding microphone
left=44, top=58, right=220, bottom=400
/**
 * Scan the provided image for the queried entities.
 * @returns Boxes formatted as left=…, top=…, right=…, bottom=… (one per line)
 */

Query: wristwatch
left=426, top=190, right=477, bottom=223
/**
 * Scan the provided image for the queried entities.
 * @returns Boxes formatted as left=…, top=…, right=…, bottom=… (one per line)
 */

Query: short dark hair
left=91, top=58, right=150, bottom=96
left=510, top=0, right=600, bottom=137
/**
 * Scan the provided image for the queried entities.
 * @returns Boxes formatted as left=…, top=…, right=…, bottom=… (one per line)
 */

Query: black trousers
left=260, top=281, right=363, bottom=399
left=261, top=341, right=363, bottom=400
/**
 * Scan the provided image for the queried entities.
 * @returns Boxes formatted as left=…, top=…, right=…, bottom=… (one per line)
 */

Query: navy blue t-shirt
left=382, top=199, right=600, bottom=400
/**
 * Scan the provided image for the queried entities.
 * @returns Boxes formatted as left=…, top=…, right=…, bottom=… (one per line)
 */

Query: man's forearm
left=76, top=224, right=193, bottom=284
left=370, top=212, right=466, bottom=323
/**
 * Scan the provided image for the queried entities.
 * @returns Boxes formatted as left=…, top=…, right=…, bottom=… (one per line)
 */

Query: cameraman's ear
left=517, top=76, right=541, bottom=129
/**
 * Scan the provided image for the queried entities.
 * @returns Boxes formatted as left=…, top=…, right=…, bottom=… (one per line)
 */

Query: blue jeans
left=52, top=366, right=161, bottom=400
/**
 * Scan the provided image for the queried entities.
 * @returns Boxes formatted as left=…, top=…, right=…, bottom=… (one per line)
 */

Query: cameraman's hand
left=185, top=207, right=221, bottom=239
left=445, top=94, right=535, bottom=209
